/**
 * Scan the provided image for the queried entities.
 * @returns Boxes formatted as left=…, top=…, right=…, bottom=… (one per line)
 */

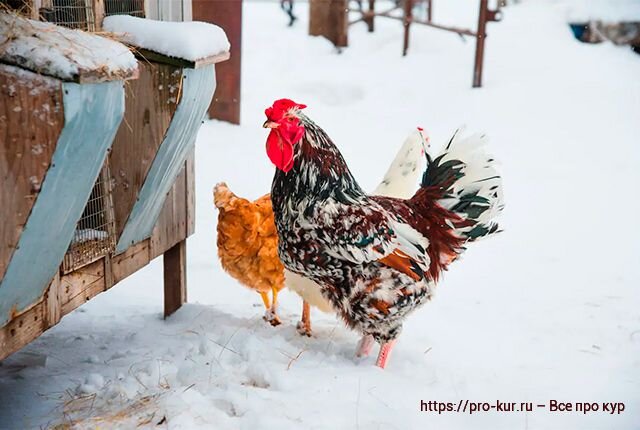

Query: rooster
left=265, top=99, right=504, bottom=368
left=288, top=127, right=429, bottom=336
left=214, top=128, right=428, bottom=329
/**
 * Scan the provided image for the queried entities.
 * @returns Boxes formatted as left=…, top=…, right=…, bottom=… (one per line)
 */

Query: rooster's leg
left=296, top=301, right=312, bottom=336
left=375, top=339, right=397, bottom=369
left=263, top=287, right=282, bottom=326
left=355, top=334, right=375, bottom=358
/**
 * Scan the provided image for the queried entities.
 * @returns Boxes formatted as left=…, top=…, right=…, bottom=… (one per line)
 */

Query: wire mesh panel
left=40, top=0, right=96, bottom=31
left=104, top=0, right=145, bottom=17
left=62, top=161, right=116, bottom=274
left=0, top=0, right=32, bottom=15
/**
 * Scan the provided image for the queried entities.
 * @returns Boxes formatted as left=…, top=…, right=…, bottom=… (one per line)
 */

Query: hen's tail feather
left=213, top=182, right=236, bottom=209
left=372, top=127, right=429, bottom=199
left=421, top=130, right=504, bottom=242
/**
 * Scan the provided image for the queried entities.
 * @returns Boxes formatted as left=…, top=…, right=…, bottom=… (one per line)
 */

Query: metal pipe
left=410, top=17, right=476, bottom=37
left=402, top=0, right=413, bottom=56
left=473, top=0, right=488, bottom=88
left=366, top=0, right=375, bottom=32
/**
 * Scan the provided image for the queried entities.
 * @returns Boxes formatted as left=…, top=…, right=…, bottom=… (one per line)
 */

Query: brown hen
left=214, top=183, right=284, bottom=325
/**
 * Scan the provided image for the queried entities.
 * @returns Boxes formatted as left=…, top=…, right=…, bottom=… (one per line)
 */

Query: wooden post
left=364, top=0, right=375, bottom=32
left=330, top=0, right=349, bottom=47
left=192, top=0, right=243, bottom=125
left=31, top=0, right=42, bottom=19
left=92, top=0, right=105, bottom=31
left=402, top=0, right=413, bottom=56
left=473, top=0, right=488, bottom=88
left=426, top=0, right=432, bottom=22
left=309, top=0, right=326, bottom=37
left=163, top=239, right=186, bottom=318
left=45, top=272, right=61, bottom=327
left=310, top=0, right=348, bottom=48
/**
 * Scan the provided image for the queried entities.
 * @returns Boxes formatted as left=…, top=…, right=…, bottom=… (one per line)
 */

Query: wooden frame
left=0, top=3, right=229, bottom=363
left=0, top=155, right=195, bottom=361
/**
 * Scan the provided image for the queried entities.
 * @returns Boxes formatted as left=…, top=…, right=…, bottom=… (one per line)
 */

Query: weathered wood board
left=59, top=259, right=105, bottom=316
left=150, top=164, right=188, bottom=260
left=116, top=64, right=215, bottom=253
left=0, top=66, right=64, bottom=282
left=0, top=80, right=125, bottom=328
left=110, top=61, right=182, bottom=238
left=0, top=155, right=191, bottom=360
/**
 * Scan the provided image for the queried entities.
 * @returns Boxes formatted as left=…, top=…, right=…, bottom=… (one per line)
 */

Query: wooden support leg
left=45, top=272, right=61, bottom=328
left=163, top=240, right=187, bottom=318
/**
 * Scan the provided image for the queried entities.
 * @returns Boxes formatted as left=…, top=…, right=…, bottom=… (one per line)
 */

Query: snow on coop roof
left=103, top=15, right=230, bottom=66
left=0, top=12, right=138, bottom=83
left=0, top=64, right=60, bottom=94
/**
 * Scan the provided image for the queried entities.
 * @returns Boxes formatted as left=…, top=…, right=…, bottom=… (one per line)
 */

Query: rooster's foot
left=375, top=339, right=397, bottom=369
left=355, top=335, right=375, bottom=358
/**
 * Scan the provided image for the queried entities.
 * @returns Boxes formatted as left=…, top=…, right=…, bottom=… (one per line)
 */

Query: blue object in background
left=570, top=23, right=588, bottom=41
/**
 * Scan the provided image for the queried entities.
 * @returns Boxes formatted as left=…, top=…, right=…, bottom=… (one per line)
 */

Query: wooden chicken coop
left=0, top=7, right=230, bottom=361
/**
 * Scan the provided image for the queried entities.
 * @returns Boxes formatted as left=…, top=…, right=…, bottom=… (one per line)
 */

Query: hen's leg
left=355, top=335, right=375, bottom=358
left=375, top=339, right=397, bottom=369
left=296, top=301, right=312, bottom=336
left=264, top=286, right=282, bottom=326
left=259, top=292, right=271, bottom=309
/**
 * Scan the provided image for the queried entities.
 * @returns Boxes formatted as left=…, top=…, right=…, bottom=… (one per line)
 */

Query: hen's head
left=263, top=99, right=307, bottom=173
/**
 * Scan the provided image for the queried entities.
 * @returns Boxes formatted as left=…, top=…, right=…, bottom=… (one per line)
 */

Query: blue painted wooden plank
left=0, top=81, right=124, bottom=326
left=116, top=65, right=216, bottom=253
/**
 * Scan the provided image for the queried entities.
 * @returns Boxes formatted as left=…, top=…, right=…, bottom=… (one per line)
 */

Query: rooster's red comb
left=265, top=99, right=307, bottom=122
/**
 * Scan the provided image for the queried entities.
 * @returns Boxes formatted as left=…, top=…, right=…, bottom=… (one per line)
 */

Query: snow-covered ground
left=2, top=1, right=640, bottom=429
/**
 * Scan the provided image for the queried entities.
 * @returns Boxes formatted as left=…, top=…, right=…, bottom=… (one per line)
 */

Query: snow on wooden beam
left=0, top=12, right=138, bottom=83
left=103, top=15, right=230, bottom=69
left=133, top=48, right=230, bottom=70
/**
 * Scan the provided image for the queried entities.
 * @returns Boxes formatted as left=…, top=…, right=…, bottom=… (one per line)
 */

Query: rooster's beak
left=263, top=120, right=279, bottom=129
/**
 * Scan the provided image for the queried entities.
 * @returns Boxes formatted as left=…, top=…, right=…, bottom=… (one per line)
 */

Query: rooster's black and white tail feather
left=421, top=129, right=504, bottom=242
